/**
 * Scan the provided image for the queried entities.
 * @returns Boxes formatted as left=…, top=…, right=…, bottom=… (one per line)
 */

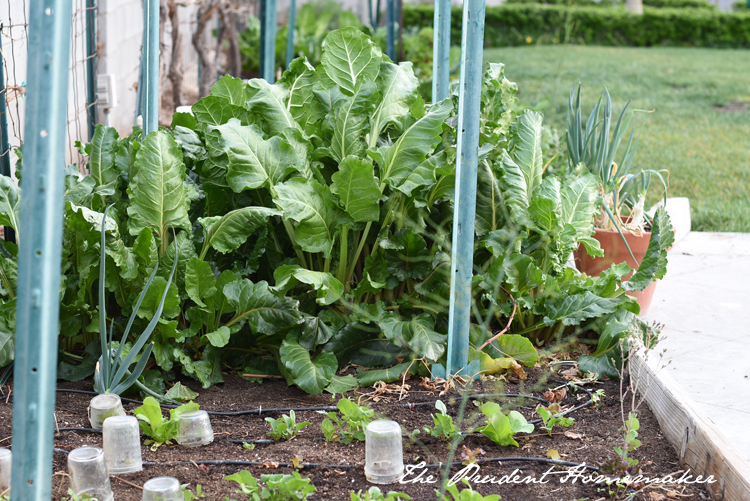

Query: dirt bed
left=0, top=367, right=710, bottom=500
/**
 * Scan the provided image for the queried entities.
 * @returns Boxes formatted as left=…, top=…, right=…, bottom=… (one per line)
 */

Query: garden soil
left=0, top=366, right=711, bottom=500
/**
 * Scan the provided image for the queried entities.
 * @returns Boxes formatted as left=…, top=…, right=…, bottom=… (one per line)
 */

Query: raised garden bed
left=0, top=364, right=712, bottom=500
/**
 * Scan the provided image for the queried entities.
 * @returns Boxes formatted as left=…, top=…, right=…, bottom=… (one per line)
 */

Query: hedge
left=504, top=0, right=716, bottom=9
left=403, top=4, right=750, bottom=48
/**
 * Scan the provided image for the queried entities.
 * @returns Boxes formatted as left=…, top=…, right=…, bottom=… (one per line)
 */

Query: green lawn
left=483, top=46, right=750, bottom=232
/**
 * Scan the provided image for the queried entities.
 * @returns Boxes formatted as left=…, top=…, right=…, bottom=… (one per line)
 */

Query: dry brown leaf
left=648, top=492, right=665, bottom=501
left=560, top=366, right=580, bottom=377
left=564, top=430, right=584, bottom=440
left=545, top=449, right=561, bottom=461
left=543, top=388, right=567, bottom=403
left=665, top=491, right=678, bottom=499
left=256, top=461, right=279, bottom=469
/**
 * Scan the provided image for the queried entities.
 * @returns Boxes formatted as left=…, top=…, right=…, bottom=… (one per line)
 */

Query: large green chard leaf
left=475, top=159, right=505, bottom=235
left=273, top=177, right=350, bottom=257
left=89, top=125, right=120, bottom=195
left=224, top=279, right=300, bottom=334
left=192, top=96, right=250, bottom=127
left=329, top=82, right=376, bottom=163
left=280, top=335, right=337, bottom=394
left=356, top=361, right=418, bottom=386
left=529, top=176, right=563, bottom=234
left=511, top=110, right=544, bottom=195
left=543, top=291, right=623, bottom=326
left=330, top=156, right=381, bottom=222
left=272, top=265, right=344, bottom=305
left=296, top=315, right=335, bottom=350
left=383, top=229, right=431, bottom=281
left=0, top=176, right=21, bottom=241
left=499, top=111, right=544, bottom=225
left=185, top=258, right=217, bottom=308
left=218, top=119, right=299, bottom=192
left=369, top=61, right=419, bottom=143
left=625, top=206, right=674, bottom=292
left=210, top=75, right=250, bottom=105
left=560, top=173, right=600, bottom=238
left=278, top=58, right=323, bottom=136
left=0, top=300, right=15, bottom=367
left=486, top=334, right=538, bottom=367
left=370, top=99, right=452, bottom=190
left=323, top=322, right=381, bottom=365
left=198, top=206, right=280, bottom=259
left=246, top=79, right=297, bottom=136
left=379, top=313, right=446, bottom=362
left=319, top=27, right=382, bottom=95
left=127, top=131, right=191, bottom=245
left=503, top=255, right=545, bottom=296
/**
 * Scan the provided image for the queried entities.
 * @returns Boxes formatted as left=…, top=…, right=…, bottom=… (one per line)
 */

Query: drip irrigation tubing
left=50, top=448, right=598, bottom=471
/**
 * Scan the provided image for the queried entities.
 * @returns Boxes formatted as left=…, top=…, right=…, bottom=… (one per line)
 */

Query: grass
left=483, top=45, right=750, bottom=232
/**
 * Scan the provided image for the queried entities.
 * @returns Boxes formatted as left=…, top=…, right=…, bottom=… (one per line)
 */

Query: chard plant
left=476, top=402, right=533, bottom=447
left=424, top=400, right=461, bottom=442
left=225, top=471, right=315, bottom=501
left=318, top=397, right=373, bottom=443
left=0, top=28, right=673, bottom=393
left=265, top=410, right=311, bottom=441
left=134, top=397, right=200, bottom=450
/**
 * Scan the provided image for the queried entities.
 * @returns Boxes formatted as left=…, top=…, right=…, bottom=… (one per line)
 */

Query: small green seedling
left=318, top=398, right=374, bottom=444
left=242, top=442, right=256, bottom=450
left=591, top=389, right=606, bottom=409
left=60, top=489, right=98, bottom=501
left=225, top=470, right=315, bottom=500
left=476, top=402, right=533, bottom=447
left=266, top=410, right=310, bottom=441
left=437, top=478, right=502, bottom=501
left=424, top=400, right=461, bottom=442
left=134, top=396, right=200, bottom=450
left=181, top=483, right=205, bottom=500
left=350, top=486, right=411, bottom=500
left=614, top=412, right=641, bottom=468
left=536, top=403, right=575, bottom=436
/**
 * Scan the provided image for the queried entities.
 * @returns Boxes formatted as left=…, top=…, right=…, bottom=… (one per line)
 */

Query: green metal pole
left=432, top=0, right=451, bottom=102
left=445, top=0, right=485, bottom=379
left=142, top=0, right=159, bottom=135
left=85, top=0, right=97, bottom=140
left=0, top=23, right=16, bottom=245
left=386, top=0, right=396, bottom=61
left=11, top=0, right=71, bottom=498
left=285, top=0, right=296, bottom=68
left=259, top=0, right=277, bottom=82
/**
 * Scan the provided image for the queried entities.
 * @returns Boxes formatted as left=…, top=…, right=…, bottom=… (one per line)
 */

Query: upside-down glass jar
left=0, top=448, right=11, bottom=496
left=142, top=476, right=182, bottom=501
left=176, top=410, right=214, bottom=447
left=364, top=420, right=404, bottom=484
left=88, top=393, right=126, bottom=430
left=68, top=446, right=114, bottom=501
left=102, top=415, right=143, bottom=474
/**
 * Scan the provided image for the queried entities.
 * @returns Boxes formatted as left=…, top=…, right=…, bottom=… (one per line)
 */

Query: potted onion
left=567, top=86, right=670, bottom=316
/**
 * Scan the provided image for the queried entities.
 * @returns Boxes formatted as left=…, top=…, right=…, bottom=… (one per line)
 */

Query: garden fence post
left=0, top=24, right=16, bottom=245
left=85, top=0, right=97, bottom=140
left=386, top=0, right=396, bottom=61
left=142, top=0, right=159, bottom=135
left=11, top=0, right=72, bottom=499
left=286, top=0, right=296, bottom=68
left=444, top=0, right=486, bottom=379
left=432, top=0, right=451, bottom=102
left=259, top=0, right=278, bottom=82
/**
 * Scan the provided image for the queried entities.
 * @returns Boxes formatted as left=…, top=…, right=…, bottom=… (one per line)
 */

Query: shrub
left=403, top=4, right=750, bottom=48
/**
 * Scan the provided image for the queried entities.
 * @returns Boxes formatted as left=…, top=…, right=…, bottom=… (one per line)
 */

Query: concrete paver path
left=644, top=232, right=750, bottom=462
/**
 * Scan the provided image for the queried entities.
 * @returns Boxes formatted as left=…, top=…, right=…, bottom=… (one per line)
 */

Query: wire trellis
left=0, top=0, right=98, bottom=176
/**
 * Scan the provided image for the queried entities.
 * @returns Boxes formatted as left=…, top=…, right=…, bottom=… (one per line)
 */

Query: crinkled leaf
left=383, top=229, right=430, bottom=281
left=272, top=264, right=344, bottom=306
left=0, top=176, right=21, bottom=238
left=329, top=82, right=376, bottom=163
left=324, top=375, right=358, bottom=395
left=127, top=131, right=191, bottom=242
left=625, top=206, right=674, bottom=291
left=205, top=326, right=231, bottom=347
left=330, top=156, right=381, bottom=222
left=219, top=119, right=299, bottom=192
left=274, top=178, right=349, bottom=257
left=198, top=206, right=280, bottom=257
left=89, top=125, right=120, bottom=195
left=280, top=335, right=337, bottom=394
left=379, top=313, right=446, bottom=362
left=224, top=279, right=300, bottom=335
left=246, top=79, right=297, bottom=135
left=297, top=315, right=335, bottom=350
left=370, top=99, right=452, bottom=189
left=278, top=57, right=323, bottom=136
left=488, top=334, right=538, bottom=367
left=356, top=361, right=417, bottom=386
left=369, top=61, right=419, bottom=140
left=319, top=27, right=382, bottom=95
left=137, top=276, right=181, bottom=320
left=185, top=258, right=216, bottom=308
left=543, top=291, right=622, bottom=326
left=192, top=96, right=250, bottom=127
left=210, top=75, right=249, bottom=105
left=164, top=381, right=199, bottom=401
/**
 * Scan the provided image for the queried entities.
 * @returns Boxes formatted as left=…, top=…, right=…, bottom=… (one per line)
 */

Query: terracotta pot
left=573, top=227, right=657, bottom=317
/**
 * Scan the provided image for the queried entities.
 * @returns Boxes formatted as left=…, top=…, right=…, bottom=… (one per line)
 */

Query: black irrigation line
left=50, top=448, right=598, bottom=472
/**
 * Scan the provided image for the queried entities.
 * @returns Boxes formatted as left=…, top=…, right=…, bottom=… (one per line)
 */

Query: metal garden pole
left=445, top=0, right=486, bottom=379
left=259, top=0, right=277, bottom=82
left=432, top=0, right=451, bottom=102
left=11, top=0, right=72, bottom=498
left=0, top=23, right=16, bottom=245
left=85, top=0, right=97, bottom=140
left=386, top=0, right=396, bottom=61
left=285, top=0, right=296, bottom=68
left=142, top=0, right=159, bottom=135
